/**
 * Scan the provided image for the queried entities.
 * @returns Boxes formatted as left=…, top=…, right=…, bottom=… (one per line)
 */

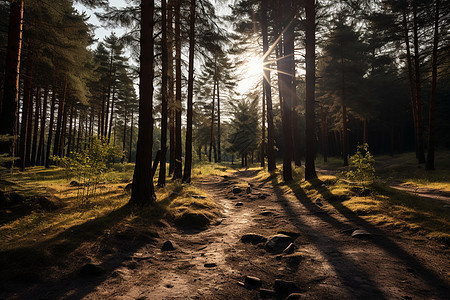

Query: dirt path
left=390, top=182, right=450, bottom=205
left=4, top=170, right=450, bottom=299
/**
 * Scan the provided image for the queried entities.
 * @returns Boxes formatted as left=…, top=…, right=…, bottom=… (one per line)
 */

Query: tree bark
left=45, top=87, right=56, bottom=168
left=182, top=0, right=196, bottom=183
left=108, top=85, right=116, bottom=143
left=53, top=78, right=67, bottom=158
left=31, top=87, right=41, bottom=166
left=426, top=0, right=439, bottom=171
left=129, top=109, right=134, bottom=163
left=158, top=0, right=169, bottom=187
left=209, top=73, right=216, bottom=163
left=261, top=0, right=276, bottom=171
left=67, top=102, right=74, bottom=155
left=216, top=75, right=221, bottom=162
left=37, top=86, right=48, bottom=165
left=280, top=0, right=294, bottom=182
left=412, top=3, right=425, bottom=164
left=173, top=0, right=183, bottom=180
left=19, top=55, right=34, bottom=170
left=168, top=0, right=175, bottom=175
left=0, top=0, right=23, bottom=160
left=130, top=0, right=156, bottom=205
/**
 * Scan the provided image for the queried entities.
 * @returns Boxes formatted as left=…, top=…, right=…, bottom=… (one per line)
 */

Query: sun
left=244, top=55, right=264, bottom=80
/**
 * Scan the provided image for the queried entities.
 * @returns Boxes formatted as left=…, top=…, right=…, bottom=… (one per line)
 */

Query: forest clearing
left=1, top=0, right=450, bottom=299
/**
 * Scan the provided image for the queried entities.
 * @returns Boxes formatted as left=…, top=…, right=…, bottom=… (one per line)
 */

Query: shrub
left=343, top=143, right=375, bottom=187
left=53, top=137, right=123, bottom=205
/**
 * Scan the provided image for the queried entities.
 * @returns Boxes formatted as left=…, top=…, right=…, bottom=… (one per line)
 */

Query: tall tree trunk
left=122, top=110, right=127, bottom=163
left=261, top=0, right=276, bottom=171
left=0, top=0, right=23, bottom=161
left=100, top=89, right=106, bottom=138
left=412, top=3, right=425, bottom=164
left=320, top=104, right=327, bottom=163
left=37, top=86, right=48, bottom=165
left=182, top=0, right=195, bottom=183
left=19, top=55, right=33, bottom=170
left=158, top=0, right=169, bottom=187
left=45, top=87, right=56, bottom=168
left=59, top=97, right=69, bottom=157
left=217, top=75, right=221, bottom=162
left=67, top=102, right=74, bottom=155
left=104, top=54, right=114, bottom=138
left=53, top=78, right=67, bottom=158
left=261, top=76, right=266, bottom=167
left=108, top=85, right=116, bottom=143
left=305, top=0, right=318, bottom=179
left=280, top=0, right=294, bottom=182
left=401, top=7, right=420, bottom=160
left=130, top=0, right=156, bottom=205
left=342, top=104, right=348, bottom=166
left=31, top=87, right=41, bottom=166
left=173, top=0, right=183, bottom=180
left=426, top=0, right=439, bottom=171
left=129, top=109, right=134, bottom=163
left=168, top=0, right=175, bottom=175
left=209, top=74, right=216, bottom=163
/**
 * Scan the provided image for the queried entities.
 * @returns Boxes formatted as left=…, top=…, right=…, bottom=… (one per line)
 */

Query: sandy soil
left=2, top=169, right=449, bottom=299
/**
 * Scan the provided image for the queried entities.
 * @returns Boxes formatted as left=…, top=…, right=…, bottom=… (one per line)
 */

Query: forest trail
left=6, top=170, right=450, bottom=299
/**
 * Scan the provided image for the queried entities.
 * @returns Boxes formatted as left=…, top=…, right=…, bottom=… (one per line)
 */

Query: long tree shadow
left=269, top=177, right=388, bottom=299
left=284, top=178, right=449, bottom=298
left=0, top=200, right=167, bottom=300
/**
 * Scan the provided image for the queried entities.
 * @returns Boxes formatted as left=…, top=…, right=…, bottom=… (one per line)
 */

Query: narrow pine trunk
left=261, top=77, right=266, bottom=167
left=217, top=76, right=221, bottom=162
left=342, top=104, right=348, bottom=166
left=168, top=0, right=175, bottom=175
left=173, top=0, right=183, bottom=179
left=19, top=55, right=33, bottom=170
left=261, top=0, right=275, bottom=171
left=320, top=104, right=327, bottom=163
left=0, top=0, right=23, bottom=159
left=37, top=86, right=48, bottom=165
left=129, top=109, right=134, bottom=163
left=122, top=110, right=127, bottom=163
left=130, top=0, right=156, bottom=205
left=412, top=4, right=425, bottom=163
left=426, top=0, right=439, bottom=170
left=67, top=102, right=74, bottom=155
left=182, top=0, right=195, bottom=183
left=280, top=0, right=294, bottom=182
left=31, top=87, right=41, bottom=165
left=108, top=85, right=116, bottom=143
left=53, top=78, right=67, bottom=157
left=209, top=75, right=216, bottom=162
left=45, top=87, right=56, bottom=168
left=158, top=0, right=169, bottom=187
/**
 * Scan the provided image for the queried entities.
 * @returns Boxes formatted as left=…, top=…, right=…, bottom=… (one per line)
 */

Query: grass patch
left=253, top=160, right=450, bottom=246
left=0, top=162, right=223, bottom=282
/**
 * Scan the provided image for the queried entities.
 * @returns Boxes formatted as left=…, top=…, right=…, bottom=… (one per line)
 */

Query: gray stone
left=351, top=229, right=373, bottom=239
left=244, top=275, right=262, bottom=288
left=274, top=279, right=301, bottom=294
left=241, top=233, right=267, bottom=244
left=162, top=240, right=176, bottom=251
left=265, top=234, right=293, bottom=253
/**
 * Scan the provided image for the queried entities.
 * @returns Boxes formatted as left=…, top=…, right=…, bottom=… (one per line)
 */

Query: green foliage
left=53, top=138, right=123, bottom=205
left=343, top=143, right=375, bottom=187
